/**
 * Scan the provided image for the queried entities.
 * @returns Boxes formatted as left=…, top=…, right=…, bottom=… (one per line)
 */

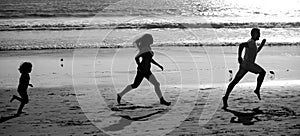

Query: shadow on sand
left=224, top=108, right=263, bottom=125
left=0, top=114, right=19, bottom=123
left=110, top=104, right=154, bottom=111
left=103, top=109, right=168, bottom=131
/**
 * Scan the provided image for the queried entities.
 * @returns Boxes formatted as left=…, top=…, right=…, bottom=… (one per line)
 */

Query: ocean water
left=0, top=0, right=300, bottom=50
left=1, top=0, right=300, bottom=18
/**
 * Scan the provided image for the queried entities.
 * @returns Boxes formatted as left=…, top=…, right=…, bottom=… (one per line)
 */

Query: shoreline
left=0, top=42, right=300, bottom=51
left=1, top=27, right=300, bottom=50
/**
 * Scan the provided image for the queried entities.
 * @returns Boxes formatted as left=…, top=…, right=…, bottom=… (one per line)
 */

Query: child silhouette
left=10, top=62, right=33, bottom=115
left=117, top=34, right=171, bottom=106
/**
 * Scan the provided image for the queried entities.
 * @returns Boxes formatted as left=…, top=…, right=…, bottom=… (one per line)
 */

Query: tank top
left=138, top=51, right=153, bottom=72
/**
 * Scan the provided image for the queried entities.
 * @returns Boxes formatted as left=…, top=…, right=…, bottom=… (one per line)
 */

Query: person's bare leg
left=16, top=102, right=25, bottom=115
left=10, top=95, right=22, bottom=102
left=148, top=74, right=171, bottom=106
left=254, top=70, right=266, bottom=100
left=10, top=95, right=16, bottom=102
left=223, top=68, right=247, bottom=109
left=117, top=85, right=133, bottom=104
left=249, top=63, right=266, bottom=100
left=117, top=71, right=143, bottom=104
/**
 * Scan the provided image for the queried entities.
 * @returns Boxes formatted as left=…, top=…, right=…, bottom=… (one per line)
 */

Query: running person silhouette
left=223, top=28, right=266, bottom=109
left=117, top=33, right=171, bottom=106
left=10, top=62, right=33, bottom=115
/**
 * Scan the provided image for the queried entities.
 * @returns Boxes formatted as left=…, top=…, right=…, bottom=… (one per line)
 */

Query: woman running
left=117, top=33, right=171, bottom=106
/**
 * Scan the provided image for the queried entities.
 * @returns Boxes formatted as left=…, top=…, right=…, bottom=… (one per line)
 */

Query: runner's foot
left=254, top=90, right=261, bottom=100
left=117, top=94, right=121, bottom=104
left=160, top=98, right=171, bottom=106
left=15, top=111, right=25, bottom=116
left=10, top=95, right=15, bottom=102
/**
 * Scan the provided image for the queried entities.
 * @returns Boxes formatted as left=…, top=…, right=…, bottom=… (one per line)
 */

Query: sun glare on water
left=226, top=0, right=300, bottom=10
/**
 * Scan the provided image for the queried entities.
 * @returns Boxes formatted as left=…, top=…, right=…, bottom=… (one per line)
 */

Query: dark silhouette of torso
left=138, top=51, right=153, bottom=73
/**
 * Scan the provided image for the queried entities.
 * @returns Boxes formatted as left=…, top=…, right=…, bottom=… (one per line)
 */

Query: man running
left=223, top=28, right=267, bottom=109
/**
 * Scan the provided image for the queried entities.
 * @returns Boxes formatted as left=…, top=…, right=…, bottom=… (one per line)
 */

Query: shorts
left=236, top=61, right=265, bottom=77
left=131, top=70, right=153, bottom=88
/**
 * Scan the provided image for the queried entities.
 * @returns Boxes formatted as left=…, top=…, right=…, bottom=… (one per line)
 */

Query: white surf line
left=166, top=80, right=300, bottom=90
left=237, top=80, right=300, bottom=88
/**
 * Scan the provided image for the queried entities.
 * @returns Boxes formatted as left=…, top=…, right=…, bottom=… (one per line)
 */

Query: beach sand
left=0, top=47, right=299, bottom=135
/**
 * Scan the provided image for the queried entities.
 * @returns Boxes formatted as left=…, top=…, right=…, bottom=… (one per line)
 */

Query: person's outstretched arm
left=238, top=42, right=248, bottom=64
left=151, top=59, right=163, bottom=71
left=257, top=39, right=266, bottom=53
